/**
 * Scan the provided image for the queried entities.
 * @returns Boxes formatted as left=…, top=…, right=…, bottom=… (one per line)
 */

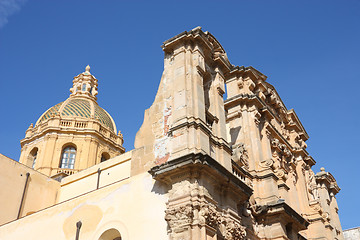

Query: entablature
left=253, top=200, right=309, bottom=235
left=149, top=153, right=253, bottom=199
left=224, top=93, right=266, bottom=113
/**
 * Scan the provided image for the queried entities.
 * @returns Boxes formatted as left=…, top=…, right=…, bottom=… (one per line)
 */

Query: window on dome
left=82, top=83, right=87, bottom=91
left=32, top=152, right=37, bottom=169
left=60, top=146, right=76, bottom=169
left=29, top=147, right=38, bottom=169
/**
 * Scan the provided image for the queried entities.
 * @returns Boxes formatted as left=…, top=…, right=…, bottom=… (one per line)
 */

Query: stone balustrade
left=232, top=161, right=253, bottom=188
left=24, top=118, right=124, bottom=147
left=56, top=168, right=79, bottom=176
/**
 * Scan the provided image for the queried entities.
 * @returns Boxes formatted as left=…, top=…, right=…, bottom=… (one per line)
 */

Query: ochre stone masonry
left=0, top=27, right=343, bottom=240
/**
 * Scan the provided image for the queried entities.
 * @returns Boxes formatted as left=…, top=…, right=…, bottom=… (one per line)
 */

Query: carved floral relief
left=165, top=203, right=247, bottom=240
left=165, top=205, right=194, bottom=233
left=198, top=203, right=246, bottom=240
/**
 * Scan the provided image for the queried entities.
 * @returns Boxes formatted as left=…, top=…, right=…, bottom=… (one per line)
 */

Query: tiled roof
left=94, top=104, right=114, bottom=131
left=61, top=99, right=91, bottom=119
left=38, top=102, right=63, bottom=123
left=36, top=98, right=115, bottom=131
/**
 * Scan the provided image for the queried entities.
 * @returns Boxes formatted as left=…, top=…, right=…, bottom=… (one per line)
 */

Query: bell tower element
left=69, top=65, right=98, bottom=100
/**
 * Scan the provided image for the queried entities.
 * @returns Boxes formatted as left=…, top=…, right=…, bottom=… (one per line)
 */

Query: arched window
left=29, top=148, right=38, bottom=169
left=101, top=152, right=110, bottom=162
left=98, top=228, right=121, bottom=240
left=82, top=83, right=87, bottom=91
left=60, top=146, right=76, bottom=169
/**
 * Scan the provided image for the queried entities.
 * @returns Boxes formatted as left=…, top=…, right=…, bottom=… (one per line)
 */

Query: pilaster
left=42, top=133, right=58, bottom=176
left=149, top=153, right=252, bottom=240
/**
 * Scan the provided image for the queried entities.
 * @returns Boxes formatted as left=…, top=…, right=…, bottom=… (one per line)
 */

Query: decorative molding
left=198, top=203, right=247, bottom=240
left=199, top=203, right=221, bottom=228
left=165, top=205, right=194, bottom=233
left=222, top=218, right=247, bottom=240
left=149, top=153, right=253, bottom=196
left=165, top=203, right=247, bottom=240
left=259, top=158, right=274, bottom=169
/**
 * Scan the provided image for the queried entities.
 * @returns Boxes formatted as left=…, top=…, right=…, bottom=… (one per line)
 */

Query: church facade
left=0, top=27, right=343, bottom=240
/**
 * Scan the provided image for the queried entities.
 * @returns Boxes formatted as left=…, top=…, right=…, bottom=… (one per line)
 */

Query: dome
left=36, top=97, right=116, bottom=132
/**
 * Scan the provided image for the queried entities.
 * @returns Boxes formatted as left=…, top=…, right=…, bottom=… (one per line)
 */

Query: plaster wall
left=0, top=171, right=168, bottom=240
left=0, top=154, right=60, bottom=225
left=57, top=151, right=132, bottom=202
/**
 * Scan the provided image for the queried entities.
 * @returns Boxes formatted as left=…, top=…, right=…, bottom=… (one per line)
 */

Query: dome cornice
left=22, top=118, right=124, bottom=152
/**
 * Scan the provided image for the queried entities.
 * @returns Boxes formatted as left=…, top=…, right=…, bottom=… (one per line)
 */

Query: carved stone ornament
left=259, top=158, right=274, bottom=169
left=280, top=122, right=290, bottom=140
left=198, top=204, right=247, bottom=240
left=199, top=203, right=222, bottom=228
left=223, top=219, right=247, bottom=240
left=283, top=148, right=292, bottom=157
left=272, top=156, right=286, bottom=179
left=306, top=200, right=322, bottom=218
left=299, top=138, right=307, bottom=149
left=322, top=212, right=330, bottom=222
left=233, top=143, right=249, bottom=168
left=270, top=138, right=293, bottom=161
left=289, top=169, right=298, bottom=185
left=252, top=110, right=261, bottom=126
left=271, top=138, right=279, bottom=148
left=307, top=170, right=319, bottom=201
left=275, top=168, right=286, bottom=179
left=165, top=205, right=194, bottom=233
left=237, top=78, right=244, bottom=89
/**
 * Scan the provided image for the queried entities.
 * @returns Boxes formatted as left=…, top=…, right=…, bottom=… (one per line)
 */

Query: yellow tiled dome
left=36, top=97, right=116, bottom=132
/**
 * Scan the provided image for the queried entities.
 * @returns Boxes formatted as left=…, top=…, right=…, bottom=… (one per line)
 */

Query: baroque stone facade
left=0, top=27, right=343, bottom=240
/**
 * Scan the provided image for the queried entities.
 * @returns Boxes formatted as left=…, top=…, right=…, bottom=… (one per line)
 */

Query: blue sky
left=0, top=0, right=359, bottom=230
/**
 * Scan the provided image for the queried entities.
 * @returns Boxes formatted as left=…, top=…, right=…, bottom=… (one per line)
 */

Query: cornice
left=21, top=125, right=124, bottom=152
left=161, top=27, right=233, bottom=74
left=256, top=201, right=309, bottom=229
left=149, top=153, right=253, bottom=197
left=315, top=170, right=340, bottom=194
left=224, top=93, right=266, bottom=110
left=168, top=118, right=232, bottom=154
left=226, top=66, right=267, bottom=82
left=287, top=109, right=309, bottom=140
